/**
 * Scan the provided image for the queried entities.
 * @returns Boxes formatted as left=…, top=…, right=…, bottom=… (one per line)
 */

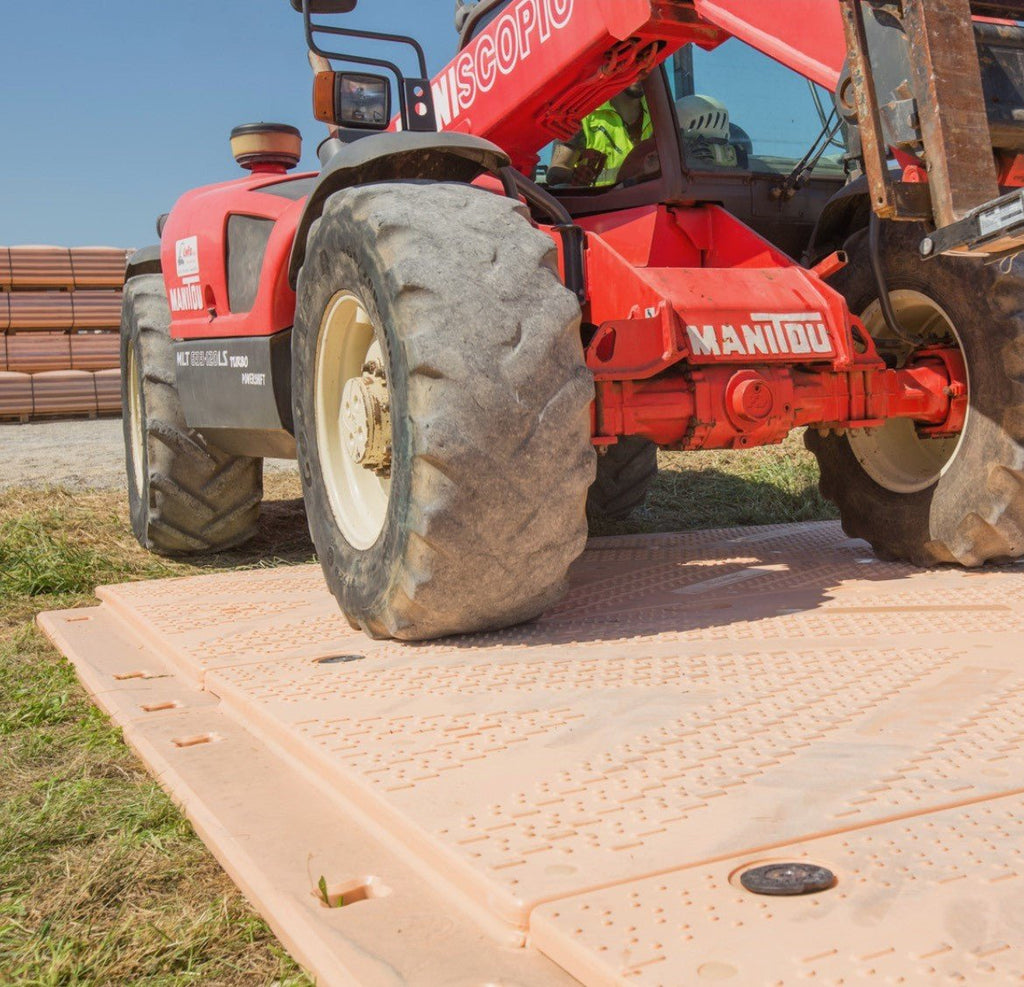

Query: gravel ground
left=0, top=418, right=298, bottom=492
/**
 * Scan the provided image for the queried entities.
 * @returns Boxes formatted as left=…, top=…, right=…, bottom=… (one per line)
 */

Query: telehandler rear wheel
left=806, top=222, right=1024, bottom=566
left=292, top=182, right=596, bottom=640
left=587, top=437, right=658, bottom=522
left=121, top=275, right=262, bottom=554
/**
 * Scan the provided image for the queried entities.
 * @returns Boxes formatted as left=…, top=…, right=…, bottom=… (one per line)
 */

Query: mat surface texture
left=38, top=521, right=1024, bottom=985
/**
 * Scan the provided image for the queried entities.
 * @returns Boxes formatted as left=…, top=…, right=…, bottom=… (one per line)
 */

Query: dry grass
left=0, top=442, right=834, bottom=984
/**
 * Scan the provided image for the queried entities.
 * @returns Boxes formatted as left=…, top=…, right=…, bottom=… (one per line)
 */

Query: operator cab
left=530, top=36, right=848, bottom=260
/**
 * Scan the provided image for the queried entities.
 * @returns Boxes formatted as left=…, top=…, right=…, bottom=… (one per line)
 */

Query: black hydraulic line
left=554, top=224, right=587, bottom=306
left=775, top=112, right=842, bottom=199
left=868, top=210, right=917, bottom=346
left=809, top=81, right=829, bottom=129
left=808, top=81, right=845, bottom=151
left=501, top=167, right=586, bottom=304
left=498, top=168, right=519, bottom=200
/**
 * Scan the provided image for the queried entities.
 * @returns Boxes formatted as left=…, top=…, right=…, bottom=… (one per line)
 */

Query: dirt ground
left=0, top=417, right=299, bottom=492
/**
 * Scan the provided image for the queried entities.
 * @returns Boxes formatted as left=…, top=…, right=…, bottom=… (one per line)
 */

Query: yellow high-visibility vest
left=581, top=100, right=653, bottom=186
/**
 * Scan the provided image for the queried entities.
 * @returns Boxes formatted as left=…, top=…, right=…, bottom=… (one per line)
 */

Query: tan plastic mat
left=39, top=521, right=1024, bottom=985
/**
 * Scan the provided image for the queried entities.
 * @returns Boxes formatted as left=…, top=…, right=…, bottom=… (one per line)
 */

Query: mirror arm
left=300, top=0, right=428, bottom=78
left=312, top=24, right=428, bottom=80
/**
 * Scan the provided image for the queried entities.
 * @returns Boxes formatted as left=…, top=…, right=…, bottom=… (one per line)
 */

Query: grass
left=0, top=438, right=834, bottom=984
left=1, top=475, right=315, bottom=986
left=591, top=432, right=837, bottom=536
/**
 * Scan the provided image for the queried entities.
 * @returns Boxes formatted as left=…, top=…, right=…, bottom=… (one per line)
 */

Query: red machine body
left=570, top=203, right=965, bottom=450
left=160, top=0, right=966, bottom=452
left=160, top=171, right=310, bottom=342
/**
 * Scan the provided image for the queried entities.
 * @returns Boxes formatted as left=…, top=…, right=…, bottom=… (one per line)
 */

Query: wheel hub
left=849, top=289, right=965, bottom=494
left=340, top=364, right=391, bottom=476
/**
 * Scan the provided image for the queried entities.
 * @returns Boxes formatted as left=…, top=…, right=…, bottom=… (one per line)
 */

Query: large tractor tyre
left=805, top=222, right=1024, bottom=566
left=292, top=182, right=596, bottom=641
left=121, top=275, right=263, bottom=555
left=587, top=437, right=659, bottom=522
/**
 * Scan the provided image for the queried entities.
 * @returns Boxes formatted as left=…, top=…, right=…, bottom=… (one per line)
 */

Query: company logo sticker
left=169, top=283, right=205, bottom=313
left=686, top=312, right=834, bottom=359
left=175, top=236, right=200, bottom=278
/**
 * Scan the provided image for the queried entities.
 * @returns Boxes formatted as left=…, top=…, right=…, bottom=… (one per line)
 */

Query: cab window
left=668, top=39, right=846, bottom=178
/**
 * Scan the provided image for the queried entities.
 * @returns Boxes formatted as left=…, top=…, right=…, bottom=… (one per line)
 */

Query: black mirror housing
left=289, top=0, right=357, bottom=13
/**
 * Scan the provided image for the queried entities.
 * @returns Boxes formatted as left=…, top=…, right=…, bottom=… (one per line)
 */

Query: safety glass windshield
left=669, top=39, right=847, bottom=178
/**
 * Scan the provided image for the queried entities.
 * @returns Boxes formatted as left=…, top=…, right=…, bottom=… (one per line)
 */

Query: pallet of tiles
left=0, top=245, right=130, bottom=420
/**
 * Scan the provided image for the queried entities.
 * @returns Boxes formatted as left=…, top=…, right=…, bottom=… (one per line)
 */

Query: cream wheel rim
left=848, top=289, right=967, bottom=494
left=314, top=291, right=391, bottom=550
left=127, top=343, right=146, bottom=494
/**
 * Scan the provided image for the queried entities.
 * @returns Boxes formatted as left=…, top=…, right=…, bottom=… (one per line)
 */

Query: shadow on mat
left=172, top=472, right=921, bottom=651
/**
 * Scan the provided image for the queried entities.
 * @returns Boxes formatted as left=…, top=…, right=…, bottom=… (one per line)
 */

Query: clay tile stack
left=0, top=245, right=131, bottom=420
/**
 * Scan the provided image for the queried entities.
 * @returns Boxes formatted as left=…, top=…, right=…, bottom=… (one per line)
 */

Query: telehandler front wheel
left=120, top=275, right=262, bottom=554
left=806, top=222, right=1024, bottom=566
left=292, top=182, right=596, bottom=641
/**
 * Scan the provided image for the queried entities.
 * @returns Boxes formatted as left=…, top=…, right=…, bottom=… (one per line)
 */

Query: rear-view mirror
left=289, top=0, right=357, bottom=13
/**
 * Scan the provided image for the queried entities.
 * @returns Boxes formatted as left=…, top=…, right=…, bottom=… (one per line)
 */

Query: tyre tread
left=121, top=274, right=263, bottom=556
left=294, top=182, right=595, bottom=639
left=587, top=437, right=659, bottom=522
left=807, top=223, right=1024, bottom=567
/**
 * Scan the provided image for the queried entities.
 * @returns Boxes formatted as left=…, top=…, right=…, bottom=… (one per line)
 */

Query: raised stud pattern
left=68, top=520, right=1024, bottom=982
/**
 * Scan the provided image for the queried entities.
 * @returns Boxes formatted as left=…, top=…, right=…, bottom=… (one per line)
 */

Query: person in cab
left=546, top=80, right=652, bottom=187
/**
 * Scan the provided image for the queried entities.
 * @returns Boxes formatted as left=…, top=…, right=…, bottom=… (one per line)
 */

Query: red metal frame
left=591, top=353, right=964, bottom=451
left=432, top=1, right=852, bottom=173
left=559, top=203, right=966, bottom=449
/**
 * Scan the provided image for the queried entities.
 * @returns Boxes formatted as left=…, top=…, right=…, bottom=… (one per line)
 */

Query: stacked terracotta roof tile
left=0, top=246, right=130, bottom=419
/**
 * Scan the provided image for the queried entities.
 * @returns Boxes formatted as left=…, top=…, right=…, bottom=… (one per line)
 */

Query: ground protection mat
left=38, top=520, right=1024, bottom=985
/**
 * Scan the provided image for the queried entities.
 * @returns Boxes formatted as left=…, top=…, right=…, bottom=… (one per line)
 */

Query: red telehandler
left=122, top=0, right=1024, bottom=639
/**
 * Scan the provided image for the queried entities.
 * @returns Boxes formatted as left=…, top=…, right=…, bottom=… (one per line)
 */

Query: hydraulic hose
left=869, top=211, right=917, bottom=346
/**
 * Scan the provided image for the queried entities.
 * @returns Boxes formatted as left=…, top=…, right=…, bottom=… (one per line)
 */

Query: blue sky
left=0, top=1, right=458, bottom=248
left=0, top=2, right=834, bottom=249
